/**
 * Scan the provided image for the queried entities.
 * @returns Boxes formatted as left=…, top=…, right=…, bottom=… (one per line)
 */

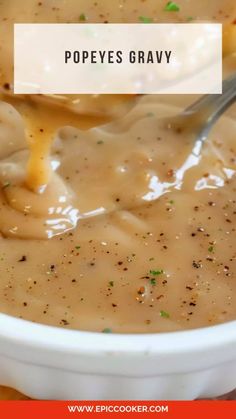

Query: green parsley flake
left=150, top=269, right=164, bottom=276
left=169, top=200, right=175, bottom=204
left=102, top=328, right=112, bottom=333
left=109, top=281, right=114, bottom=287
left=208, top=246, right=214, bottom=253
left=79, top=13, right=86, bottom=21
left=139, top=16, right=153, bottom=23
left=97, top=140, right=104, bottom=144
left=75, top=245, right=81, bottom=250
left=149, top=257, right=154, bottom=261
left=160, top=310, right=170, bottom=318
left=150, top=278, right=157, bottom=286
left=164, top=2, right=180, bottom=12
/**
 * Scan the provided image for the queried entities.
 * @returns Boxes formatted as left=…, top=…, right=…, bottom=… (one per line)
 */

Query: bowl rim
left=0, top=311, right=236, bottom=355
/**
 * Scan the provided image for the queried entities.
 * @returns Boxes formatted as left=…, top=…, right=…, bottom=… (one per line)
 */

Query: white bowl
left=0, top=313, right=236, bottom=400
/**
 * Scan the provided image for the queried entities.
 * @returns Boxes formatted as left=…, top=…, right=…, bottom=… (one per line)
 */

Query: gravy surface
left=0, top=0, right=235, bottom=333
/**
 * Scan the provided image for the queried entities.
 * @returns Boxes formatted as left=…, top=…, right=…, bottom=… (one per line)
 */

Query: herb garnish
left=102, top=328, right=112, bottom=333
left=79, top=13, right=86, bottom=21
left=164, top=2, right=180, bottom=12
left=139, top=16, right=153, bottom=23
left=208, top=246, right=214, bottom=253
left=150, top=278, right=156, bottom=286
left=108, top=281, right=114, bottom=287
left=150, top=269, right=164, bottom=276
left=160, top=310, right=170, bottom=318
left=75, top=245, right=81, bottom=250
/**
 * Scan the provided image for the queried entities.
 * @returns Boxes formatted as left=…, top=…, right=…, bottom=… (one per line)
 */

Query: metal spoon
left=165, top=73, right=236, bottom=159
left=156, top=73, right=236, bottom=188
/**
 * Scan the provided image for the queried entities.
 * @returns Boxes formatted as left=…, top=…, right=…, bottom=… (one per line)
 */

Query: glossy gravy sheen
left=0, top=0, right=235, bottom=333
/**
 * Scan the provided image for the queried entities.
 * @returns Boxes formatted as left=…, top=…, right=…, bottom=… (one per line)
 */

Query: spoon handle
left=184, top=73, right=236, bottom=129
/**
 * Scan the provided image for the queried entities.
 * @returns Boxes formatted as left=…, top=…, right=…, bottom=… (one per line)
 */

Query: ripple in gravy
left=0, top=0, right=235, bottom=333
